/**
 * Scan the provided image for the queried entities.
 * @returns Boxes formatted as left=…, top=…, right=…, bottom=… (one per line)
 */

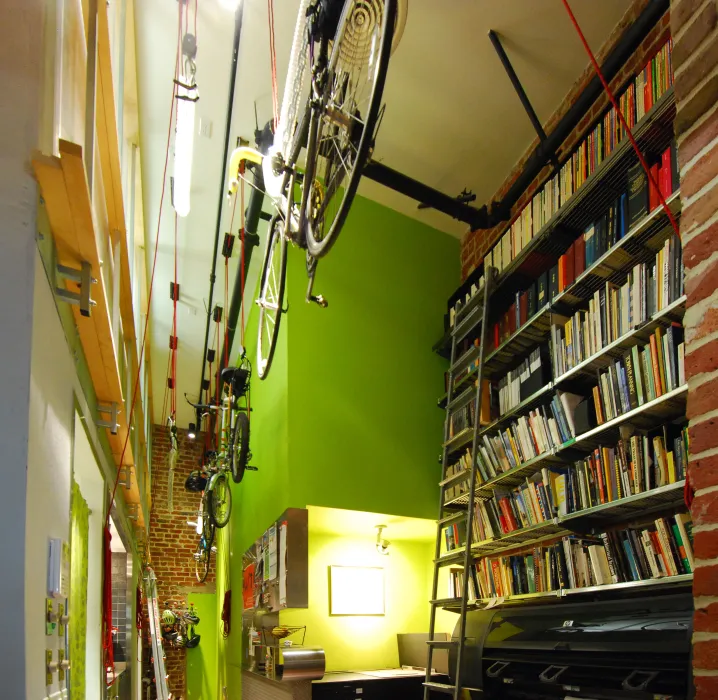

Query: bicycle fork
left=306, top=264, right=328, bottom=308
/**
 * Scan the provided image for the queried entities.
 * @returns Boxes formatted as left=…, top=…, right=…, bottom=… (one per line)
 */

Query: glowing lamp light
left=329, top=565, right=385, bottom=616
left=188, top=422, right=196, bottom=439
left=173, top=75, right=197, bottom=217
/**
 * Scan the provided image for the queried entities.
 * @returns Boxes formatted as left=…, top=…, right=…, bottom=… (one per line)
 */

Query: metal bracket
left=55, top=261, right=97, bottom=317
left=539, top=665, right=568, bottom=684
left=96, top=402, right=120, bottom=435
left=127, top=503, right=140, bottom=522
left=118, top=466, right=133, bottom=490
left=486, top=661, right=510, bottom=678
left=622, top=670, right=658, bottom=691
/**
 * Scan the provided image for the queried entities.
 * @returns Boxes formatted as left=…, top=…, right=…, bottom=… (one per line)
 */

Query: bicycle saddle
left=221, top=366, right=250, bottom=394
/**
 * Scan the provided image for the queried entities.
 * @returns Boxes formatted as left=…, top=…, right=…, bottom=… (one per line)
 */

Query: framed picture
left=329, top=565, right=385, bottom=616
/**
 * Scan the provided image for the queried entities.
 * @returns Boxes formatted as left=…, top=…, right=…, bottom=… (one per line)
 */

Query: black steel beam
left=488, top=29, right=556, bottom=166
left=363, top=160, right=507, bottom=229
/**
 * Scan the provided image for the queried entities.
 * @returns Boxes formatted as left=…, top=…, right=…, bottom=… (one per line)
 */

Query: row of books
left=448, top=400, right=477, bottom=439
left=561, top=428, right=688, bottom=513
left=591, top=327, right=685, bottom=426
left=451, top=429, right=687, bottom=550
left=469, top=514, right=692, bottom=599
left=444, top=449, right=472, bottom=503
left=496, top=347, right=545, bottom=416
left=551, top=249, right=684, bottom=378
left=475, top=392, right=579, bottom=481
left=486, top=37, right=674, bottom=277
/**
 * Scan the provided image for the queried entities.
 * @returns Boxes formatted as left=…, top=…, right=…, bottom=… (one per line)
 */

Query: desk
left=312, top=669, right=449, bottom=699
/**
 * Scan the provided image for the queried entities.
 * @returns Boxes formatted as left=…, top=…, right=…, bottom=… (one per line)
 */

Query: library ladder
left=144, top=565, right=170, bottom=700
left=424, top=266, right=496, bottom=700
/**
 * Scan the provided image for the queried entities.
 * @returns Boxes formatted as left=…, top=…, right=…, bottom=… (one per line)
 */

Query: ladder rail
left=424, top=268, right=495, bottom=700
left=144, top=566, right=170, bottom=700
left=452, top=265, right=494, bottom=699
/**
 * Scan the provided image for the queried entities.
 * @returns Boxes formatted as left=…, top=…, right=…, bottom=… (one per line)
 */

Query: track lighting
left=376, top=525, right=390, bottom=555
left=188, top=423, right=196, bottom=440
left=173, top=33, right=199, bottom=217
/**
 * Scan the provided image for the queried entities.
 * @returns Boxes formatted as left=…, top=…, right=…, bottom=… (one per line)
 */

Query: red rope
left=267, top=0, right=279, bottom=128
left=103, top=0, right=182, bottom=678
left=559, top=0, right=680, bottom=239
left=171, top=212, right=179, bottom=418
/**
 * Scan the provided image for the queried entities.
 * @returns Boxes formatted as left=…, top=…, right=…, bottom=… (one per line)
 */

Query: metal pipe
left=197, top=3, right=243, bottom=403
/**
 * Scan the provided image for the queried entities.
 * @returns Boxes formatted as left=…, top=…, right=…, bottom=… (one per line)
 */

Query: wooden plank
left=58, top=139, right=124, bottom=405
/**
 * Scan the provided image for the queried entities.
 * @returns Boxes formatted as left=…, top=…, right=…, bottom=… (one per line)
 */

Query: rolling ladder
left=144, top=565, right=170, bottom=700
left=424, top=266, right=496, bottom=699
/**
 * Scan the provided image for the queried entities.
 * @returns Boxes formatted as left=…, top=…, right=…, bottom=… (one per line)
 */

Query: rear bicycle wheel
left=256, top=215, right=287, bottom=380
left=207, top=473, right=232, bottom=529
left=303, top=0, right=397, bottom=258
left=195, top=540, right=211, bottom=583
left=230, top=412, right=250, bottom=483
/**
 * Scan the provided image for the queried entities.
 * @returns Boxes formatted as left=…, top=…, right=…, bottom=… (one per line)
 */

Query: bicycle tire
left=230, top=412, right=250, bottom=483
left=195, top=540, right=211, bottom=583
left=303, top=0, right=397, bottom=258
left=207, top=473, right=232, bottom=529
left=256, top=215, right=287, bottom=380
left=201, top=493, right=214, bottom=545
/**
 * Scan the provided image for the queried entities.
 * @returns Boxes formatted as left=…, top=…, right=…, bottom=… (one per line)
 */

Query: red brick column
left=145, top=426, right=211, bottom=698
left=670, top=0, right=718, bottom=696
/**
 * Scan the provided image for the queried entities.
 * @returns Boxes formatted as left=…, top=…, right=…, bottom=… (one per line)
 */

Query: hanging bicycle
left=225, top=0, right=406, bottom=379
left=185, top=471, right=216, bottom=582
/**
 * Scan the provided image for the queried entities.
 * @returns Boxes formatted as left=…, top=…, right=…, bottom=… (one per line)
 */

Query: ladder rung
left=426, top=640, right=456, bottom=649
left=439, top=469, right=470, bottom=488
left=423, top=681, right=456, bottom=695
left=438, top=511, right=465, bottom=527
left=434, top=550, right=465, bottom=566
left=430, top=597, right=461, bottom=606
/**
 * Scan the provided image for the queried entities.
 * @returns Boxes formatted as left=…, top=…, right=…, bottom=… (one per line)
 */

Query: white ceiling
left=308, top=505, right=436, bottom=542
left=134, top=0, right=632, bottom=427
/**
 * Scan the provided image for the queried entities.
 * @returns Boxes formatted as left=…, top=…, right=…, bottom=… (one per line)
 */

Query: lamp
left=173, top=33, right=198, bottom=217
left=376, top=524, right=390, bottom=555
left=188, top=423, right=196, bottom=440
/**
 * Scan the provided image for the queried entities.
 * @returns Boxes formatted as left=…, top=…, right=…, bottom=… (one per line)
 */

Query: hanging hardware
left=539, top=665, right=568, bottom=683
left=169, top=335, right=178, bottom=350
left=118, top=466, right=133, bottom=491
left=127, top=504, right=140, bottom=522
left=96, top=402, right=120, bottom=435
left=167, top=377, right=175, bottom=389
left=418, top=188, right=476, bottom=211
left=55, top=261, right=97, bottom=317
left=213, top=305, right=223, bottom=323
left=170, top=281, right=180, bottom=302
left=488, top=30, right=558, bottom=170
left=207, top=348, right=216, bottom=363
left=222, top=233, right=235, bottom=258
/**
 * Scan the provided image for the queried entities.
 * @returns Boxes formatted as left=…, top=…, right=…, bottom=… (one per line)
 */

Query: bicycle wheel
left=201, top=499, right=215, bottom=548
left=256, top=215, right=287, bottom=380
left=207, top=473, right=232, bottom=529
left=195, top=541, right=211, bottom=583
left=230, top=412, right=250, bottom=483
left=303, top=0, right=397, bottom=258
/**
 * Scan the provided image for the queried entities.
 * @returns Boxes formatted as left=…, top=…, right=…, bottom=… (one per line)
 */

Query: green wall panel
left=186, top=592, right=218, bottom=700
left=287, top=196, right=457, bottom=519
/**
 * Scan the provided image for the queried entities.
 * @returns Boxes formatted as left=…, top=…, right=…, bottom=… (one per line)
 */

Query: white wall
left=26, top=254, right=75, bottom=700
left=72, top=411, right=106, bottom=700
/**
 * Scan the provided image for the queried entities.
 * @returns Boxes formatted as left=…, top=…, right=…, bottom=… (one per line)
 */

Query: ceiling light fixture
left=188, top=422, right=196, bottom=439
left=217, top=0, right=241, bottom=10
left=376, top=525, right=390, bottom=556
left=173, top=33, right=199, bottom=217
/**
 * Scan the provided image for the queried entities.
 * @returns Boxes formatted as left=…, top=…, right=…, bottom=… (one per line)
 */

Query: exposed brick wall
left=670, top=0, right=718, bottom=696
left=145, top=425, right=212, bottom=699
left=460, top=0, right=671, bottom=280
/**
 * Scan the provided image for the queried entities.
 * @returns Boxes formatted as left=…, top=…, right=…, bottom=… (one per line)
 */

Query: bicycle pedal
left=246, top=465, right=259, bottom=471
left=310, top=295, right=328, bottom=308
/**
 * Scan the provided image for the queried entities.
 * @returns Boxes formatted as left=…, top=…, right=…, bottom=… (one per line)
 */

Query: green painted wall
left=286, top=196, right=458, bottom=519
left=281, top=531, right=436, bottom=671
left=186, top=593, right=218, bottom=700
left=218, top=195, right=458, bottom=697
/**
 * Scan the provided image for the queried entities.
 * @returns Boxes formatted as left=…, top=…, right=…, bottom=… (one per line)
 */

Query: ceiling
left=308, top=505, right=435, bottom=542
left=134, top=0, right=633, bottom=427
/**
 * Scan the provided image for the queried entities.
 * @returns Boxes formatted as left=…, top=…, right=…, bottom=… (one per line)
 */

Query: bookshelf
left=433, top=37, right=691, bottom=612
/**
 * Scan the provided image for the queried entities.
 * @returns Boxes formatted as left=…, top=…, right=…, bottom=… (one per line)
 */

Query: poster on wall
left=243, top=563, right=255, bottom=610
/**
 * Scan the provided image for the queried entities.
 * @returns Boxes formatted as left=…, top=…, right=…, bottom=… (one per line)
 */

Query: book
left=627, top=161, right=648, bottom=228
